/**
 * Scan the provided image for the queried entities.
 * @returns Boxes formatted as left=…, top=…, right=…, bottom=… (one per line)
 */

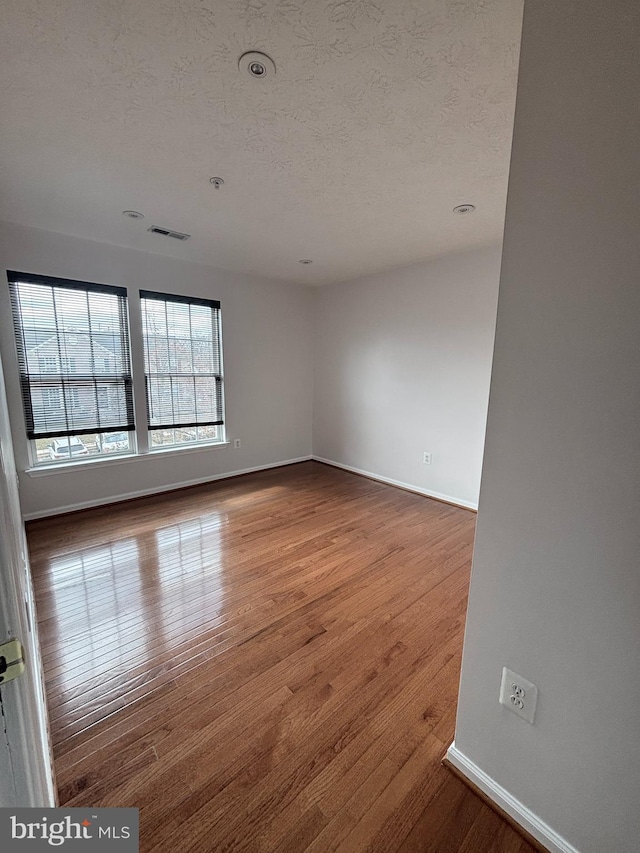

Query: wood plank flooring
left=27, top=461, right=535, bottom=852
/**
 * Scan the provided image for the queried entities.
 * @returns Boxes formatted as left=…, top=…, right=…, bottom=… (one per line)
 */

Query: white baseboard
left=312, top=456, right=478, bottom=512
left=22, top=456, right=313, bottom=520
left=445, top=743, right=580, bottom=853
left=24, top=455, right=475, bottom=520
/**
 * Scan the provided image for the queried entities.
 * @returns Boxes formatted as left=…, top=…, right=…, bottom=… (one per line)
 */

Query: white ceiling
left=0, top=0, right=523, bottom=286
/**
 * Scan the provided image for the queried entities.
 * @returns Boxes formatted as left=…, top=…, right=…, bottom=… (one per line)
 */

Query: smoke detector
left=299, top=259, right=313, bottom=265
left=123, top=210, right=144, bottom=219
left=209, top=177, right=225, bottom=189
left=453, top=204, right=476, bottom=215
left=239, top=51, right=276, bottom=79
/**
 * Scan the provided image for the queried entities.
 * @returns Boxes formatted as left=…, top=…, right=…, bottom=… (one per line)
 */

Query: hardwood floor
left=27, top=461, right=535, bottom=852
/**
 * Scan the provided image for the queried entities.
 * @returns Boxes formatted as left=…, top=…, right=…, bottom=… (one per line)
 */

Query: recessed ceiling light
left=239, top=51, right=276, bottom=79
left=453, top=204, right=476, bottom=215
left=123, top=210, right=144, bottom=219
left=299, top=259, right=313, bottom=265
left=209, top=177, right=224, bottom=189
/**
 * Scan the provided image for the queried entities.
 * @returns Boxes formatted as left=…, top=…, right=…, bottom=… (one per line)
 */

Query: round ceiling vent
left=453, top=204, right=476, bottom=215
left=209, top=177, right=225, bottom=189
left=239, top=51, right=276, bottom=79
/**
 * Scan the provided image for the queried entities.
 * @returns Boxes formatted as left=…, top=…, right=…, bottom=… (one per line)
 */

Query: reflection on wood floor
left=27, top=461, right=535, bottom=852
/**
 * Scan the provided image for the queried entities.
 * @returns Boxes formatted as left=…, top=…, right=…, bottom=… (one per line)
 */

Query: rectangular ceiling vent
left=147, top=226, right=191, bottom=241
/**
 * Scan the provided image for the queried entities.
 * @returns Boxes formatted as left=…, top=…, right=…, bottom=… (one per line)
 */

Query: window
left=140, top=290, right=224, bottom=449
left=41, top=388, right=62, bottom=410
left=8, top=274, right=226, bottom=467
left=8, top=271, right=135, bottom=464
left=38, top=356, right=58, bottom=373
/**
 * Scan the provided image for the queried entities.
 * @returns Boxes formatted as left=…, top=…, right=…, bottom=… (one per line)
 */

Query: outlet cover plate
left=499, top=666, right=538, bottom=724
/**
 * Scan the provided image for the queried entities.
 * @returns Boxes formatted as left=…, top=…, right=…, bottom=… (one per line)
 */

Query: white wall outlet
left=499, top=667, right=538, bottom=724
left=423, top=452, right=432, bottom=465
left=233, top=438, right=241, bottom=449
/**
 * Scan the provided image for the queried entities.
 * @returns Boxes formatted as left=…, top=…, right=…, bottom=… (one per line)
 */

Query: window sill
left=25, top=441, right=230, bottom=477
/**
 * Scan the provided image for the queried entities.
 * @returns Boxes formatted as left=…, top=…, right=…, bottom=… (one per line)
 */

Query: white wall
left=313, top=246, right=501, bottom=509
left=451, top=2, right=640, bottom=852
left=0, top=222, right=314, bottom=518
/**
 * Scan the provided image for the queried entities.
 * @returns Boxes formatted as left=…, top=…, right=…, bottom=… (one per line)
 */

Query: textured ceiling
left=0, top=0, right=523, bottom=285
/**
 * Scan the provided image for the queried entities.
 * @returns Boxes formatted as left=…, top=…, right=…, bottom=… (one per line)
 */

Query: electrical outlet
left=499, top=667, right=538, bottom=724
left=423, top=452, right=432, bottom=465
left=233, top=438, right=241, bottom=449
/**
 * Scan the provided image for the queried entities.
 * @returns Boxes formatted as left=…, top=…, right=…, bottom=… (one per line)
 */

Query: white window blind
left=8, top=271, right=135, bottom=440
left=140, top=290, right=224, bottom=431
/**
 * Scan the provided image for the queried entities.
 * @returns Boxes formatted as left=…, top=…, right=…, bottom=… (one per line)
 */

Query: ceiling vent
left=147, top=226, right=191, bottom=241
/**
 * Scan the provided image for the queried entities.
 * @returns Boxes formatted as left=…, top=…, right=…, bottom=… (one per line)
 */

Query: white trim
left=22, top=455, right=312, bottom=520
left=27, top=452, right=139, bottom=476
left=311, top=456, right=478, bottom=512
left=445, top=743, right=580, bottom=853
left=0, top=365, right=56, bottom=806
left=146, top=440, right=229, bottom=459
left=26, top=440, right=230, bottom=477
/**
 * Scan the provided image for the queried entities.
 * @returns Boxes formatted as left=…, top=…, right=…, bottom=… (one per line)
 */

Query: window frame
left=6, top=273, right=228, bottom=471
left=8, top=271, right=135, bottom=446
left=140, top=289, right=226, bottom=453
